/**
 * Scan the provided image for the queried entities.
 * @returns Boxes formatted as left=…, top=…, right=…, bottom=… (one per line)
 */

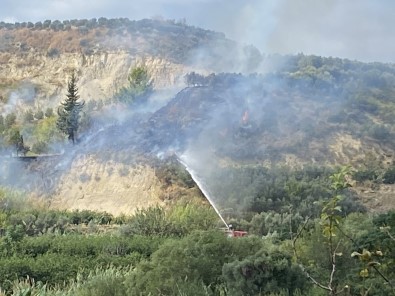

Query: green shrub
left=222, top=249, right=306, bottom=295
left=383, top=166, right=395, bottom=184
left=368, top=124, right=391, bottom=141
left=115, top=66, right=152, bottom=105
left=23, top=109, right=34, bottom=123
left=0, top=115, right=4, bottom=133
left=353, top=169, right=379, bottom=183
left=34, top=110, right=44, bottom=120
left=73, top=267, right=130, bottom=296
left=126, top=230, right=306, bottom=295
left=0, top=187, right=27, bottom=212
left=44, top=108, right=54, bottom=118
left=31, top=140, right=48, bottom=154
left=47, top=48, right=59, bottom=58
left=123, top=201, right=217, bottom=237
left=4, top=112, right=16, bottom=128
left=35, top=116, right=61, bottom=142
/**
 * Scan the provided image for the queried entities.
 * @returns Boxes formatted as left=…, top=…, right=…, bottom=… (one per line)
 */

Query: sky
left=1, top=0, right=394, bottom=63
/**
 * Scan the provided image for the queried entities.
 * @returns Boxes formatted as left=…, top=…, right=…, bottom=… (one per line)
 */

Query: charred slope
left=146, top=61, right=395, bottom=166
left=74, top=64, right=395, bottom=166
left=140, top=73, right=349, bottom=164
left=144, top=86, right=226, bottom=152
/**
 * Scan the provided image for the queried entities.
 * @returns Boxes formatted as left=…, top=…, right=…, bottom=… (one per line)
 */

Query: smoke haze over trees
left=0, top=1, right=395, bottom=292
left=1, top=0, right=394, bottom=62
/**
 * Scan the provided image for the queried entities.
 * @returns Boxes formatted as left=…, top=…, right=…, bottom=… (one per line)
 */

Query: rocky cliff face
left=0, top=50, right=201, bottom=108
left=0, top=19, right=257, bottom=108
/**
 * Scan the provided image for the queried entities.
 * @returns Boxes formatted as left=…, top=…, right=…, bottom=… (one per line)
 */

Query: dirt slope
left=48, top=155, right=163, bottom=215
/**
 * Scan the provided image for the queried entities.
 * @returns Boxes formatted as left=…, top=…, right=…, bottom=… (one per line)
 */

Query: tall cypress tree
left=56, top=72, right=84, bottom=144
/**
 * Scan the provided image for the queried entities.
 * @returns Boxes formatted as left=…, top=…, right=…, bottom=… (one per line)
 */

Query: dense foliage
left=0, top=166, right=394, bottom=295
left=115, top=66, right=153, bottom=105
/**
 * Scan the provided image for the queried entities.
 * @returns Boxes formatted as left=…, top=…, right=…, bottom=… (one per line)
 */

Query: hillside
left=0, top=18, right=261, bottom=107
left=135, top=60, right=395, bottom=214
left=0, top=18, right=262, bottom=215
left=1, top=17, right=395, bottom=296
left=1, top=19, right=395, bottom=216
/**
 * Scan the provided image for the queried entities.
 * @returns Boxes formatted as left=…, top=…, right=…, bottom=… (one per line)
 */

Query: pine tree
left=116, top=66, right=152, bottom=104
left=56, top=72, right=85, bottom=144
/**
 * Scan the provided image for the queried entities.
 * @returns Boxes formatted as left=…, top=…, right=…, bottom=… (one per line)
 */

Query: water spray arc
left=177, top=155, right=229, bottom=230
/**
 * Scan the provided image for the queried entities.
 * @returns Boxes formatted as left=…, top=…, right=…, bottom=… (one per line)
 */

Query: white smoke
left=1, top=82, right=36, bottom=116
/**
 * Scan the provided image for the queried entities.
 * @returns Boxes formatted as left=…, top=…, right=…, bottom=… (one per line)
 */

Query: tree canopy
left=56, top=72, right=85, bottom=144
left=116, top=66, right=152, bottom=104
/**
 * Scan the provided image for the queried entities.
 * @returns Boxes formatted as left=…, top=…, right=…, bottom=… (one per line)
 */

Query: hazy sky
left=1, top=0, right=394, bottom=63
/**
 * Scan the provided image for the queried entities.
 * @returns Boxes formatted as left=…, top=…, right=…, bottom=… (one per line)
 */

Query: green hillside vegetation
left=0, top=165, right=394, bottom=295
